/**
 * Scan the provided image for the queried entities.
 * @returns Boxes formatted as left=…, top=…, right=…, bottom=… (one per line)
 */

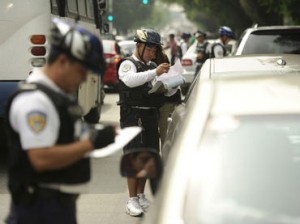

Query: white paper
left=156, top=59, right=184, bottom=81
left=150, top=59, right=185, bottom=96
left=88, top=126, right=142, bottom=158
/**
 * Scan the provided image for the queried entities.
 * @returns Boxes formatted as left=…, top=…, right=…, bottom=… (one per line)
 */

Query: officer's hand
left=156, top=63, right=170, bottom=76
left=90, top=125, right=116, bottom=149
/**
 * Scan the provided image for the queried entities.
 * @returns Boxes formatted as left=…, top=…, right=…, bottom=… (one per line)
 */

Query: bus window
left=78, top=0, right=87, bottom=17
left=86, top=0, right=94, bottom=19
left=67, top=0, right=78, bottom=14
left=50, top=0, right=57, bottom=6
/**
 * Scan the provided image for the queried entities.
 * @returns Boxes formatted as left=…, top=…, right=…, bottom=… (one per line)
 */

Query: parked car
left=235, top=25, right=300, bottom=55
left=180, top=39, right=215, bottom=93
left=162, top=54, right=300, bottom=162
left=118, top=40, right=136, bottom=57
left=139, top=73, right=300, bottom=224
left=102, top=39, right=122, bottom=89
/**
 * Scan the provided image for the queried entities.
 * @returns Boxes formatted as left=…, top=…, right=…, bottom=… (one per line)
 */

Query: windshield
left=241, top=29, right=300, bottom=54
left=184, top=114, right=300, bottom=224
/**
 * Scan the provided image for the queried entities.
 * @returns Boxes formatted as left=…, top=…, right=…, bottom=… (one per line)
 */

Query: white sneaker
left=137, top=193, right=150, bottom=211
left=125, top=197, right=143, bottom=217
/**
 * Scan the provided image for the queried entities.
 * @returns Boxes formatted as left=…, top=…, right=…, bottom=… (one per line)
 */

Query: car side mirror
left=120, top=148, right=163, bottom=195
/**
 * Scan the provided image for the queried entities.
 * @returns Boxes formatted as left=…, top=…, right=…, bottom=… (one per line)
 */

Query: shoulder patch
left=122, top=64, right=131, bottom=73
left=27, top=111, right=47, bottom=133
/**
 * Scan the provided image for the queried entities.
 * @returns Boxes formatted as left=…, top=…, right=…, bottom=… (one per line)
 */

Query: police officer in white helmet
left=117, top=28, right=170, bottom=217
left=5, top=18, right=116, bottom=224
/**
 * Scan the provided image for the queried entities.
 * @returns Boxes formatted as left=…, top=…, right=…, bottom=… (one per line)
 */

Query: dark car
left=235, top=25, right=300, bottom=55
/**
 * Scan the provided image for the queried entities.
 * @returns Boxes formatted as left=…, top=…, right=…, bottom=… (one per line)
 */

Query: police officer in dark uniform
left=194, top=30, right=210, bottom=77
left=117, top=29, right=170, bottom=216
left=4, top=18, right=115, bottom=224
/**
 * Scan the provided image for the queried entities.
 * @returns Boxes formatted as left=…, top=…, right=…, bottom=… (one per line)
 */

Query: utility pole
left=108, top=0, right=113, bottom=33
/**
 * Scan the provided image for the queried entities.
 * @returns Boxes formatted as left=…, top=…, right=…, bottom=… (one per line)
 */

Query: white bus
left=0, top=0, right=105, bottom=152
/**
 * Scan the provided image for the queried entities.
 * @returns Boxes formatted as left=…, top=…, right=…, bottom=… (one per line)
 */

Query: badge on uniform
left=122, top=64, right=131, bottom=73
left=27, top=111, right=47, bottom=133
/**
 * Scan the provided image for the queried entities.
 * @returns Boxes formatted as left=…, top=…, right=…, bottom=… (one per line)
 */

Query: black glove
left=90, top=125, right=115, bottom=149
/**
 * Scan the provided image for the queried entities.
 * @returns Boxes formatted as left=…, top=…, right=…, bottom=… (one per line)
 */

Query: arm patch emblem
left=27, top=111, right=47, bottom=133
left=122, top=64, right=131, bottom=72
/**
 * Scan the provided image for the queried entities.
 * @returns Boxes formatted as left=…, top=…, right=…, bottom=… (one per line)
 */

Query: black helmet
left=133, top=29, right=161, bottom=47
left=181, top=32, right=191, bottom=39
left=50, top=18, right=106, bottom=75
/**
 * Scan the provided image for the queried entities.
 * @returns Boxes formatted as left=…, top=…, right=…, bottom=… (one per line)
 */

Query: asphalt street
left=0, top=93, right=151, bottom=224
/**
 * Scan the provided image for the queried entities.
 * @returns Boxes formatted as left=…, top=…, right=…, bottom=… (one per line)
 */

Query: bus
left=0, top=0, right=105, bottom=153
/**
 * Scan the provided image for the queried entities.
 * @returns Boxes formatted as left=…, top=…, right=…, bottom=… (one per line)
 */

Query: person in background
left=210, top=26, right=235, bottom=58
left=117, top=28, right=170, bottom=217
left=194, top=30, right=210, bottom=77
left=152, top=48, right=181, bottom=151
left=4, top=18, right=116, bottom=224
left=180, top=32, right=191, bottom=56
left=164, top=33, right=179, bottom=65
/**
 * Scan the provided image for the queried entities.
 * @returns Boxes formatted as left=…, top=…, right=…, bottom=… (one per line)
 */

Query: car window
left=242, top=29, right=300, bottom=54
left=183, top=73, right=199, bottom=103
left=184, top=114, right=300, bottom=223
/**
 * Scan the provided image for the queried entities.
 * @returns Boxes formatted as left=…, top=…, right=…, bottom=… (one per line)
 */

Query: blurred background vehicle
left=102, top=39, right=122, bottom=90
left=235, top=25, right=300, bottom=55
left=0, top=0, right=106, bottom=156
left=143, top=73, right=300, bottom=224
left=118, top=40, right=136, bottom=57
left=180, top=39, right=215, bottom=94
left=163, top=54, right=300, bottom=162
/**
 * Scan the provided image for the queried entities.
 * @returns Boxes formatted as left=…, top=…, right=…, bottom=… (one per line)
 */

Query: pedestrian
left=4, top=18, right=116, bottom=224
left=163, top=33, right=179, bottom=65
left=194, top=30, right=210, bottom=77
left=179, top=32, right=191, bottom=56
left=117, top=28, right=170, bottom=217
left=210, top=26, right=235, bottom=58
left=152, top=47, right=181, bottom=153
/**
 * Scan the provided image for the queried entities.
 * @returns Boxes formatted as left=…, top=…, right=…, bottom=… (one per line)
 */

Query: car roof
left=208, top=74, right=300, bottom=115
left=200, top=54, right=300, bottom=79
left=246, top=25, right=300, bottom=32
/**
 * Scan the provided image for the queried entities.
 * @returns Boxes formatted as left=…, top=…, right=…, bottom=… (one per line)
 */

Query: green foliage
left=160, top=0, right=300, bottom=37
left=112, top=0, right=155, bottom=34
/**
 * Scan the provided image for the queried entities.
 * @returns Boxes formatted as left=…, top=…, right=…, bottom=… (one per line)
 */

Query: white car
left=180, top=39, right=215, bottom=93
left=118, top=40, right=136, bottom=57
left=162, top=54, right=300, bottom=162
left=235, top=25, right=300, bottom=55
left=143, top=73, right=300, bottom=224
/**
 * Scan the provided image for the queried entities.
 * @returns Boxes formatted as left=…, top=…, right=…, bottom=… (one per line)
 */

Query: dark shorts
left=6, top=188, right=79, bottom=224
left=120, top=106, right=160, bottom=152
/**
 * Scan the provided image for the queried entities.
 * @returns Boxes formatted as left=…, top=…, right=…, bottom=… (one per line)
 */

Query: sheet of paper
left=88, top=126, right=142, bottom=158
left=157, top=59, right=184, bottom=81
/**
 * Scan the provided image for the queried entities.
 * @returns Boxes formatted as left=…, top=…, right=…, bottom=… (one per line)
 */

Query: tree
left=160, top=0, right=300, bottom=37
left=112, top=0, right=154, bottom=34
left=111, top=0, right=170, bottom=35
